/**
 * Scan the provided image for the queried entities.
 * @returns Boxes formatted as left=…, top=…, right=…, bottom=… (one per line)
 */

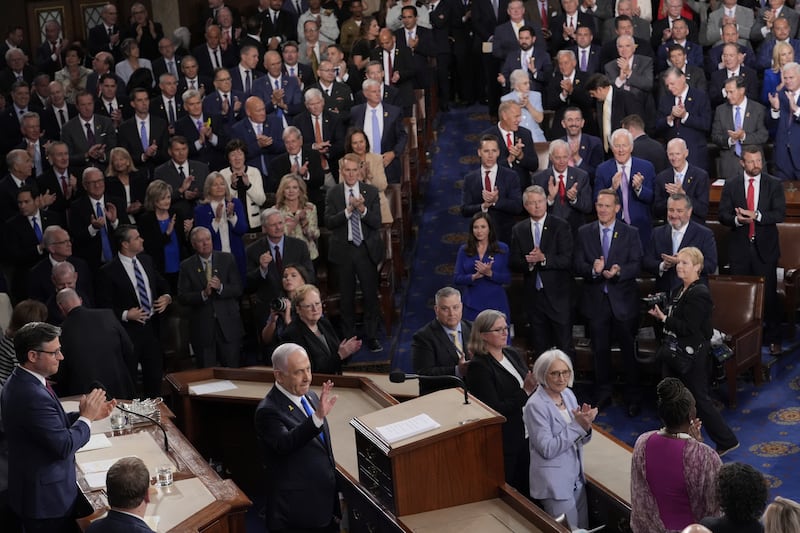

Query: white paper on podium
left=84, top=472, right=107, bottom=490
left=189, top=380, right=238, bottom=395
left=375, top=413, right=440, bottom=444
left=78, top=433, right=112, bottom=453
left=79, top=457, right=120, bottom=474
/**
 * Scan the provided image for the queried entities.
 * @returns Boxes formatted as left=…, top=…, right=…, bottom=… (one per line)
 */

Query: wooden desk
left=71, top=402, right=251, bottom=533
left=709, top=180, right=800, bottom=221
left=583, top=427, right=633, bottom=533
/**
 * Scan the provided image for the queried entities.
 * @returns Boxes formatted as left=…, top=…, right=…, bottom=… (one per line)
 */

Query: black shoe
left=368, top=338, right=383, bottom=352
left=627, top=403, right=641, bottom=418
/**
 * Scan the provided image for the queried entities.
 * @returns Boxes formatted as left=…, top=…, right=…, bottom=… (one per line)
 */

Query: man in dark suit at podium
left=255, top=343, right=339, bottom=532
left=84, top=457, right=152, bottom=533
left=412, top=286, right=473, bottom=395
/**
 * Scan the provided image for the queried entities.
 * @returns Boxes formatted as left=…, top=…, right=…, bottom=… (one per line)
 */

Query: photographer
left=281, top=284, right=361, bottom=374
left=259, top=264, right=310, bottom=355
left=648, top=246, right=739, bottom=455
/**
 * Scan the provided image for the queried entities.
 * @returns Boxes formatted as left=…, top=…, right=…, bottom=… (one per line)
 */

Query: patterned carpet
left=391, top=107, right=800, bottom=503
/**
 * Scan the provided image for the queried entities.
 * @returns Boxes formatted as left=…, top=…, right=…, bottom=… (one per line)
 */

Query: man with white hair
left=531, top=139, right=591, bottom=235
left=768, top=61, right=800, bottom=180
left=653, top=138, right=710, bottom=223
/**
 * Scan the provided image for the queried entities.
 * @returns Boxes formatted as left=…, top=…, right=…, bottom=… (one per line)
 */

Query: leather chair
left=777, top=222, right=800, bottom=330
left=708, top=274, right=765, bottom=407
left=705, top=220, right=730, bottom=274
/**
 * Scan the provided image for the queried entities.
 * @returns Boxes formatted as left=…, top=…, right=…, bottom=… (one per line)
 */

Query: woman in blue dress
left=453, top=212, right=511, bottom=322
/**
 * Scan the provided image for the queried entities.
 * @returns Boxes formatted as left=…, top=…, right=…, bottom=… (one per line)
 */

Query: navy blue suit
left=562, top=133, right=604, bottom=181
left=594, top=157, right=655, bottom=250
left=644, top=220, right=718, bottom=293
left=705, top=43, right=757, bottom=76
left=85, top=509, right=152, bottom=533
left=202, top=89, right=245, bottom=125
left=655, top=88, right=712, bottom=169
left=229, top=114, right=286, bottom=177
left=574, top=220, right=643, bottom=404
left=653, top=164, right=710, bottom=223
left=656, top=40, right=704, bottom=72
left=231, top=65, right=264, bottom=97
left=531, top=166, right=593, bottom=235
left=460, top=166, right=522, bottom=244
left=481, top=125, right=538, bottom=189
left=770, top=91, right=800, bottom=180
left=350, top=103, right=408, bottom=183
left=568, top=44, right=602, bottom=74
left=499, top=47, right=553, bottom=93
left=251, top=75, right=304, bottom=118
left=1, top=367, right=90, bottom=522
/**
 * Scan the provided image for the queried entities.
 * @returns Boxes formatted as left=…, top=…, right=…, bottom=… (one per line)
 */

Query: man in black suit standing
left=254, top=343, right=339, bottom=532
left=481, top=101, right=538, bottom=189
left=531, top=139, right=592, bottom=236
left=268, top=126, right=325, bottom=211
left=719, top=146, right=785, bottom=354
left=573, top=188, right=643, bottom=415
left=55, top=287, right=136, bottom=400
left=561, top=107, right=604, bottom=180
left=37, top=142, right=77, bottom=220
left=0, top=80, right=31, bottom=158
left=653, top=138, right=710, bottom=223
left=411, top=287, right=473, bottom=395
left=260, top=0, right=299, bottom=49
left=174, top=90, right=228, bottom=172
left=585, top=73, right=642, bottom=154
left=545, top=50, right=594, bottom=139
left=61, top=91, right=116, bottom=173
left=293, top=88, right=346, bottom=179
left=151, top=37, right=182, bottom=80
left=153, top=136, right=210, bottom=220
left=0, top=48, right=38, bottom=96
left=40, top=80, right=78, bottom=142
left=150, top=73, right=185, bottom=129
left=325, top=154, right=384, bottom=352
left=178, top=227, right=244, bottom=368
left=230, top=44, right=263, bottom=98
left=371, top=29, right=416, bottom=115
left=510, top=185, right=574, bottom=356
left=193, top=25, right=238, bottom=78
left=16, top=112, right=50, bottom=178
left=117, top=88, right=170, bottom=179
left=87, top=3, right=123, bottom=62
left=96, top=225, right=172, bottom=397
left=85, top=52, right=127, bottom=99
left=354, top=61, right=401, bottom=107
left=94, top=74, right=132, bottom=130
left=0, top=149, right=36, bottom=224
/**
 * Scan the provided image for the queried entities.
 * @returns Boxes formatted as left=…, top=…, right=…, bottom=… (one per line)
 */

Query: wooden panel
left=709, top=180, right=800, bottom=222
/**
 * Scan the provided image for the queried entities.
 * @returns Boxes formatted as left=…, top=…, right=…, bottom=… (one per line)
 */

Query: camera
left=641, top=292, right=668, bottom=311
left=270, top=298, right=288, bottom=312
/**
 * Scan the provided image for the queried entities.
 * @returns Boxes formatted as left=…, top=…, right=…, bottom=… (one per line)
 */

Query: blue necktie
left=734, top=106, right=742, bottom=157
left=132, top=258, right=152, bottom=314
left=274, top=79, right=284, bottom=121
left=139, top=121, right=148, bottom=152
left=300, top=396, right=325, bottom=442
left=371, top=109, right=381, bottom=155
left=349, top=188, right=363, bottom=246
left=533, top=221, right=543, bottom=290
left=96, top=201, right=112, bottom=262
left=32, top=216, right=42, bottom=243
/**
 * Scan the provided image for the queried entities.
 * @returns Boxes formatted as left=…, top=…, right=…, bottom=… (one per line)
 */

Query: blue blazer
left=251, top=74, right=304, bottom=117
left=229, top=114, right=286, bottom=175
left=85, top=509, right=153, bottom=532
left=574, top=220, right=643, bottom=321
left=1, top=367, right=90, bottom=519
left=524, top=385, right=591, bottom=500
left=655, top=88, right=712, bottom=169
left=656, top=40, right=704, bottom=72
left=201, top=89, right=245, bottom=124
left=193, top=198, right=249, bottom=282
left=770, top=91, right=800, bottom=180
left=643, top=221, right=718, bottom=293
left=594, top=157, right=655, bottom=249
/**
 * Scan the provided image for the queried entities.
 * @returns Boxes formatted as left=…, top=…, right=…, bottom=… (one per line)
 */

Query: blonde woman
left=105, top=147, right=147, bottom=222
left=762, top=41, right=794, bottom=105
left=273, top=174, right=320, bottom=260
left=194, top=172, right=248, bottom=281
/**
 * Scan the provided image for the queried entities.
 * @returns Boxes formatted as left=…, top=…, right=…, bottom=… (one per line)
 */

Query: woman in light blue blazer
left=500, top=69, right=546, bottom=142
left=524, top=349, right=597, bottom=529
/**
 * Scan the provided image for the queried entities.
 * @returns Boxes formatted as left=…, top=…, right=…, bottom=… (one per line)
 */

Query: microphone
left=389, top=370, right=470, bottom=404
left=90, top=381, right=170, bottom=453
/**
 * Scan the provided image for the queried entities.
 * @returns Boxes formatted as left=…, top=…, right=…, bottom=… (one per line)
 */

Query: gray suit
left=751, top=6, right=799, bottom=44
left=711, top=98, right=769, bottom=179
left=604, top=54, right=654, bottom=101
left=60, top=114, right=116, bottom=170
left=706, top=5, right=754, bottom=47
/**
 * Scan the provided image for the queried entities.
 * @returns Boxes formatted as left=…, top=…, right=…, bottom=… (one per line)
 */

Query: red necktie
left=677, top=95, right=683, bottom=106
left=484, top=170, right=492, bottom=192
left=747, top=178, right=755, bottom=239
left=387, top=51, right=394, bottom=83
left=558, top=174, right=566, bottom=204
left=506, top=132, right=513, bottom=149
left=45, top=381, right=57, bottom=398
left=540, top=2, right=549, bottom=29
left=60, top=175, right=69, bottom=197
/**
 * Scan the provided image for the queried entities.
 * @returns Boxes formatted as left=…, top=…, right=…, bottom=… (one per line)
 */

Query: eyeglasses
left=298, top=302, right=323, bottom=310
left=548, top=369, right=572, bottom=379
left=51, top=239, right=71, bottom=245
left=216, top=77, right=232, bottom=82
left=36, top=348, right=62, bottom=357
left=487, top=326, right=509, bottom=334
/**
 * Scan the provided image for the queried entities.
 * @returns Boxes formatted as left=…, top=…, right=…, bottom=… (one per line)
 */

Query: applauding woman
left=453, top=213, right=511, bottom=321
left=525, top=349, right=596, bottom=529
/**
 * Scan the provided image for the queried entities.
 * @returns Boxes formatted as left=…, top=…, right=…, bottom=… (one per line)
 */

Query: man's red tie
left=45, top=381, right=57, bottom=398
left=677, top=95, right=683, bottom=106
left=541, top=2, right=549, bottom=29
left=484, top=170, right=492, bottom=192
left=506, top=132, right=513, bottom=149
left=558, top=174, right=566, bottom=204
left=747, top=177, right=755, bottom=240
left=387, top=51, right=394, bottom=83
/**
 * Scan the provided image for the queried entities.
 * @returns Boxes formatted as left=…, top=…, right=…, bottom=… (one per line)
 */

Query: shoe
left=368, top=339, right=383, bottom=352
left=717, top=442, right=740, bottom=457
left=769, top=343, right=782, bottom=355
left=627, top=403, right=641, bottom=418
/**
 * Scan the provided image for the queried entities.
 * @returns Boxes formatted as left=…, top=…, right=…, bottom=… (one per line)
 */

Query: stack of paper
left=375, top=413, right=440, bottom=444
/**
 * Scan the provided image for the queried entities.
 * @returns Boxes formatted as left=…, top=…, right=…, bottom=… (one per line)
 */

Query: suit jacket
left=563, top=133, right=604, bottom=180
left=523, top=0, right=561, bottom=35
left=191, top=44, right=238, bottom=77
left=153, top=159, right=210, bottom=220
left=531, top=167, right=592, bottom=233
left=708, top=66, right=758, bottom=108
left=14, top=139, right=49, bottom=177
left=601, top=16, right=651, bottom=43
left=574, top=219, right=643, bottom=321
left=756, top=37, right=800, bottom=71
left=632, top=134, right=670, bottom=174
left=95, top=96, right=134, bottom=122
left=770, top=90, right=800, bottom=180
left=656, top=64, right=708, bottom=103
left=151, top=55, right=183, bottom=80
left=509, top=213, right=574, bottom=319
left=706, top=43, right=759, bottom=76
left=4, top=210, right=63, bottom=302
left=472, top=0, right=510, bottom=42
left=711, top=99, right=769, bottom=180
left=40, top=104, right=78, bottom=142
left=121, top=22, right=164, bottom=60
left=0, top=175, right=33, bottom=223
left=492, top=19, right=545, bottom=60
left=524, top=385, right=590, bottom=500
left=87, top=23, right=123, bottom=63
left=56, top=306, right=136, bottom=399
left=137, top=208, right=190, bottom=275
left=68, top=194, right=130, bottom=273
left=194, top=199, right=249, bottom=280
left=259, top=8, right=299, bottom=44
left=85, top=509, right=153, bottom=533
left=644, top=221, right=718, bottom=293
left=268, top=150, right=325, bottom=210
left=544, top=69, right=594, bottom=138
left=85, top=72, right=128, bottom=99
left=0, top=65, right=37, bottom=96
left=229, top=114, right=286, bottom=175
left=307, top=81, right=354, bottom=123
left=706, top=5, right=754, bottom=47
left=150, top=94, right=187, bottom=125
left=599, top=36, right=654, bottom=67
left=394, top=26, right=436, bottom=89
left=549, top=11, right=596, bottom=51
left=202, top=89, right=245, bottom=125
left=603, top=54, right=654, bottom=101
left=282, top=62, right=315, bottom=88
left=1, top=367, right=90, bottom=519
left=481, top=125, right=538, bottom=189
left=281, top=317, right=343, bottom=374
left=719, top=172, right=785, bottom=264
left=173, top=113, right=228, bottom=171
left=292, top=110, right=346, bottom=174
left=460, top=166, right=522, bottom=243
left=60, top=114, right=116, bottom=170
left=177, top=74, right=214, bottom=96
left=411, top=318, right=473, bottom=395
left=117, top=115, right=170, bottom=176
left=350, top=103, right=407, bottom=183
left=231, top=64, right=264, bottom=97
left=594, top=157, right=655, bottom=249
left=353, top=83, right=401, bottom=107
left=569, top=44, right=603, bottom=75
left=324, top=181, right=384, bottom=265
left=751, top=6, right=799, bottom=44
left=254, top=387, right=336, bottom=531
left=27, top=255, right=93, bottom=305
left=655, top=87, right=712, bottom=169
left=655, top=39, right=704, bottom=72
left=651, top=17, right=700, bottom=50
left=178, top=251, right=244, bottom=348
left=369, top=46, right=416, bottom=109
left=653, top=164, right=710, bottom=223
left=595, top=87, right=646, bottom=148
left=245, top=235, right=314, bottom=310
left=252, top=74, right=304, bottom=117
left=499, top=47, right=553, bottom=93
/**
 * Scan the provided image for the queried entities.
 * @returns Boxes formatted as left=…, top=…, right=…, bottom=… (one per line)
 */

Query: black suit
left=151, top=56, right=182, bottom=80
left=0, top=106, right=24, bottom=157
left=177, top=74, right=214, bottom=96
left=598, top=37, right=653, bottom=68
left=268, top=150, right=326, bottom=215
left=549, top=12, right=596, bottom=51
left=15, top=140, right=50, bottom=177
left=152, top=159, right=210, bottom=220
left=40, top=104, right=78, bottom=142
left=569, top=44, right=603, bottom=74
left=531, top=167, right=592, bottom=235
left=149, top=94, right=186, bottom=126
left=27, top=255, right=93, bottom=305
left=192, top=44, right=238, bottom=78
left=632, top=134, right=670, bottom=174
left=460, top=166, right=522, bottom=244
left=87, top=24, right=123, bottom=62
left=643, top=220, right=718, bottom=293
left=370, top=47, right=416, bottom=112
left=324, top=182, right=384, bottom=339
left=68, top=194, right=130, bottom=274
left=394, top=26, right=436, bottom=90
left=117, top=115, right=170, bottom=178
left=0, top=66, right=37, bottom=96
left=36, top=168, right=79, bottom=218
left=719, top=172, right=785, bottom=341
left=254, top=387, right=337, bottom=531
left=708, top=66, right=759, bottom=108
left=653, top=164, right=710, bottom=223
left=510, top=214, right=574, bottom=356
left=137, top=209, right=189, bottom=282
left=173, top=114, right=228, bottom=171
left=96, top=253, right=170, bottom=398
left=282, top=317, right=343, bottom=374
left=177, top=251, right=244, bottom=368
left=94, top=96, right=133, bottom=122
left=411, top=318, right=472, bottom=395
left=259, top=9, right=299, bottom=44
left=4, top=210, right=63, bottom=303
left=353, top=83, right=401, bottom=107
left=481, top=125, right=538, bottom=189
left=0, top=175, right=34, bottom=223
left=544, top=70, right=594, bottom=138
left=595, top=87, right=643, bottom=153
left=246, top=235, right=314, bottom=317
left=56, top=305, right=136, bottom=399
left=292, top=110, right=346, bottom=176
left=121, top=22, right=164, bottom=60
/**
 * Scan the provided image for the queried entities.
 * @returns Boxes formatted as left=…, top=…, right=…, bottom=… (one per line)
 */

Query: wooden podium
left=351, top=388, right=506, bottom=516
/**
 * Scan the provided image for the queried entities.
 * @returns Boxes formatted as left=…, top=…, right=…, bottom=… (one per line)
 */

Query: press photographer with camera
left=647, top=246, right=739, bottom=455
